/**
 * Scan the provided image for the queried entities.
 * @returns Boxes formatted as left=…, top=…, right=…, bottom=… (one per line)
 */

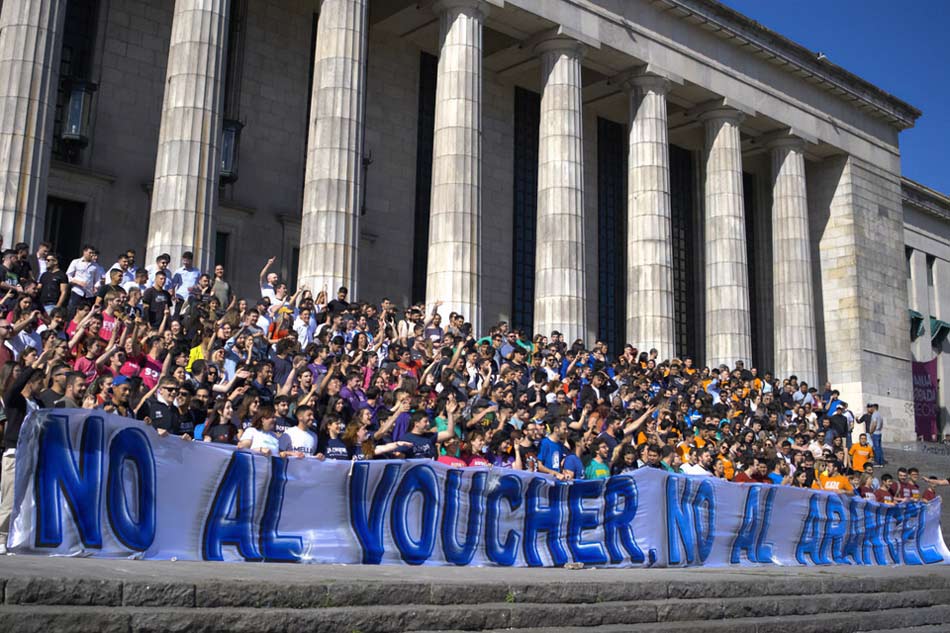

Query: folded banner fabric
left=8, top=409, right=950, bottom=567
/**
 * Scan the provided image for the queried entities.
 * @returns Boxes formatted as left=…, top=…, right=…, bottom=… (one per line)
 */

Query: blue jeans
left=871, top=433, right=884, bottom=465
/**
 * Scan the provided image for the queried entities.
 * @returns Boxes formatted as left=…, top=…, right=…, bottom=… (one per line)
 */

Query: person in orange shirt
left=848, top=433, right=874, bottom=473
left=682, top=357, right=697, bottom=376
left=717, top=455, right=735, bottom=480
left=812, top=460, right=853, bottom=493
left=716, top=442, right=735, bottom=479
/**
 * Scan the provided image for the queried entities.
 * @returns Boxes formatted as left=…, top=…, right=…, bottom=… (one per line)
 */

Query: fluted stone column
left=425, top=0, right=485, bottom=331
left=0, top=0, right=67, bottom=247
left=298, top=0, right=368, bottom=295
left=533, top=36, right=586, bottom=341
left=908, top=248, right=932, bottom=362
left=770, top=136, right=818, bottom=385
left=625, top=75, right=674, bottom=359
left=701, top=107, right=751, bottom=369
left=147, top=0, right=230, bottom=272
left=933, top=258, right=950, bottom=435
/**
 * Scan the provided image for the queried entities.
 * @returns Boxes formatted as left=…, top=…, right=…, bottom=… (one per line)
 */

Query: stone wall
left=810, top=155, right=913, bottom=440
left=49, top=0, right=318, bottom=295
left=52, top=0, right=173, bottom=261
left=358, top=29, right=420, bottom=307
left=479, top=70, right=516, bottom=327
left=223, top=0, right=316, bottom=290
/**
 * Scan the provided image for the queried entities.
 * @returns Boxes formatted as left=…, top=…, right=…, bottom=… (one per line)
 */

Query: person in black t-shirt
left=173, top=384, right=203, bottom=439
left=37, top=364, right=70, bottom=408
left=326, top=286, right=350, bottom=315
left=203, top=399, right=238, bottom=444
left=401, top=399, right=458, bottom=459
left=95, top=268, right=125, bottom=307
left=142, top=271, right=172, bottom=327
left=0, top=249, right=23, bottom=294
left=318, top=414, right=350, bottom=460
left=38, top=253, right=68, bottom=312
left=10, top=242, right=33, bottom=282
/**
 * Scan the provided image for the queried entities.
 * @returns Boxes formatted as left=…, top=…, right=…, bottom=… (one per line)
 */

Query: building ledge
left=219, top=199, right=256, bottom=216
left=653, top=0, right=922, bottom=130
left=50, top=160, right=117, bottom=184
left=902, top=177, right=950, bottom=222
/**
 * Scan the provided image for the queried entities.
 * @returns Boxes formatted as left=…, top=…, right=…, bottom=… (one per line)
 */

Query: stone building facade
left=0, top=0, right=945, bottom=440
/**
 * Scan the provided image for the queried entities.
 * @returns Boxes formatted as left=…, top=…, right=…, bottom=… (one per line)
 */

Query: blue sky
left=721, top=0, right=950, bottom=194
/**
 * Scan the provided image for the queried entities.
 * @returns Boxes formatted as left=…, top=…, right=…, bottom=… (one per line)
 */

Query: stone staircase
left=1, top=562, right=949, bottom=633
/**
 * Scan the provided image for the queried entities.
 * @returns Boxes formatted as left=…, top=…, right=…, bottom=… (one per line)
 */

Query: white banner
left=9, top=409, right=950, bottom=567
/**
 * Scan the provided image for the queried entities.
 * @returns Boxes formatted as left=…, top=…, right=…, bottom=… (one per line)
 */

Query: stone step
left=859, top=626, right=950, bottom=633
left=426, top=604, right=950, bottom=633
left=4, top=571, right=949, bottom=609
left=1, top=592, right=949, bottom=633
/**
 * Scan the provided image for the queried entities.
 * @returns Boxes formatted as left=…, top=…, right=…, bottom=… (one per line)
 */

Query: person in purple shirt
left=306, top=344, right=330, bottom=384
left=489, top=433, right=515, bottom=468
left=389, top=389, right=413, bottom=441
left=339, top=371, right=367, bottom=412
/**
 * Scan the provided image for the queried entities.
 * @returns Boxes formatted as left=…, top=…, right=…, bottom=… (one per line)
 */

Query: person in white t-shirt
left=237, top=406, right=281, bottom=456
left=277, top=406, right=318, bottom=458
left=680, top=448, right=713, bottom=476
left=259, top=256, right=278, bottom=300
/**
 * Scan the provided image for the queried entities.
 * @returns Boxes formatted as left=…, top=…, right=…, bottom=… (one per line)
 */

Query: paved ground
left=1, top=555, right=948, bottom=586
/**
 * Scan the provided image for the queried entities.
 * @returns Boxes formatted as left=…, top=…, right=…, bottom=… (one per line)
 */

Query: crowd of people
left=0, top=241, right=945, bottom=553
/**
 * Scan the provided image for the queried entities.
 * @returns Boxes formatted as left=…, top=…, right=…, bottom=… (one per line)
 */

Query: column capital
left=621, top=73, right=671, bottom=96
left=692, top=97, right=754, bottom=125
left=432, top=0, right=490, bottom=19
left=762, top=130, right=811, bottom=152
left=767, top=135, right=805, bottom=152
left=533, top=33, right=585, bottom=59
left=697, top=105, right=744, bottom=125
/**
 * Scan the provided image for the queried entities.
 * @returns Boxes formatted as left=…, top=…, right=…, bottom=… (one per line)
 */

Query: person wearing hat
left=110, top=375, right=134, bottom=418
left=436, top=436, right=466, bottom=467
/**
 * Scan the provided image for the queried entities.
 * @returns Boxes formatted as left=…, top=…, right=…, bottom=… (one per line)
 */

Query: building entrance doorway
left=45, top=197, right=85, bottom=262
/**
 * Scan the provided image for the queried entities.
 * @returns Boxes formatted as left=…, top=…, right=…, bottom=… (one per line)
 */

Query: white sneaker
left=0, top=543, right=7, bottom=555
